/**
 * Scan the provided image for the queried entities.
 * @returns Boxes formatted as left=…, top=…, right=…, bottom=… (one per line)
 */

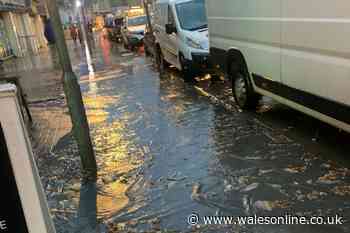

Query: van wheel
left=179, top=54, right=195, bottom=81
left=232, top=67, right=260, bottom=110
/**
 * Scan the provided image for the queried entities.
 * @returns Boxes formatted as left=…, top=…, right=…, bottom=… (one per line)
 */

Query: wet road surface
left=27, top=35, right=350, bottom=233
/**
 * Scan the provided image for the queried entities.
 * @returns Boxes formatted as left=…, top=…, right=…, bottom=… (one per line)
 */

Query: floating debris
left=284, top=165, right=307, bottom=174
left=241, top=183, right=259, bottom=192
left=258, top=169, right=274, bottom=175
left=191, top=183, right=202, bottom=201
left=332, top=186, right=350, bottom=196
left=167, top=171, right=187, bottom=181
left=254, top=200, right=291, bottom=212
left=254, top=201, right=273, bottom=211
left=306, top=191, right=327, bottom=200
left=317, top=170, right=342, bottom=184
left=306, top=179, right=313, bottom=185
left=224, top=184, right=234, bottom=193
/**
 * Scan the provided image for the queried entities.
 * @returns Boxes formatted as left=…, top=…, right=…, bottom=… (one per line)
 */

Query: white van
left=122, top=15, right=147, bottom=49
left=154, top=0, right=209, bottom=80
left=206, top=0, right=350, bottom=133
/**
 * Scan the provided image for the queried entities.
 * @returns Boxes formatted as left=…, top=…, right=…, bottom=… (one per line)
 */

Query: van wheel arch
left=226, top=49, right=260, bottom=109
left=226, top=50, right=249, bottom=80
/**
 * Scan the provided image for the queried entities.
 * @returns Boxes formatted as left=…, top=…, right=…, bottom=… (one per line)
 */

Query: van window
left=128, top=15, right=147, bottom=26
left=175, top=0, right=207, bottom=31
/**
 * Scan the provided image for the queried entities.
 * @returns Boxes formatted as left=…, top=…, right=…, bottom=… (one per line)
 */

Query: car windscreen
left=175, top=0, right=207, bottom=31
left=128, top=16, right=147, bottom=26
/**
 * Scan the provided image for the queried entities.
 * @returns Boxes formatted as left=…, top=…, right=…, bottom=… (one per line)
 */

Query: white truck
left=206, top=0, right=350, bottom=133
left=122, top=15, right=147, bottom=49
left=154, top=0, right=209, bottom=80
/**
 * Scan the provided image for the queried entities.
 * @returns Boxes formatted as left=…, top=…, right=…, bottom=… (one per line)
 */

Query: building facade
left=0, top=0, right=26, bottom=59
left=0, top=0, right=47, bottom=60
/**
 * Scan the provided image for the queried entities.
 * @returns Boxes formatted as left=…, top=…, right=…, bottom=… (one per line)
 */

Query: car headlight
left=186, top=37, right=203, bottom=49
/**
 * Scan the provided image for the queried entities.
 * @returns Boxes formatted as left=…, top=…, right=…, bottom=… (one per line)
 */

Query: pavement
left=6, top=33, right=350, bottom=233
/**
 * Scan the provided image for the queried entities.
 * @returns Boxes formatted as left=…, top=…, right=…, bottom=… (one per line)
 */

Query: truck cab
left=122, top=15, right=147, bottom=49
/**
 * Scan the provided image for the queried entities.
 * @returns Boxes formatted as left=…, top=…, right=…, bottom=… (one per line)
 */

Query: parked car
left=206, top=0, right=350, bottom=133
left=122, top=15, right=147, bottom=50
left=154, top=0, right=209, bottom=80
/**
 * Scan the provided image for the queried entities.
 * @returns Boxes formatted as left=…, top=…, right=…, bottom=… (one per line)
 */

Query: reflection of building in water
left=82, top=87, right=145, bottom=218
left=83, top=95, right=113, bottom=124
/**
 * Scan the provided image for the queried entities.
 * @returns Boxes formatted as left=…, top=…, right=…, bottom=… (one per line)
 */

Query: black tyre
left=231, top=62, right=260, bottom=109
left=179, top=54, right=195, bottom=81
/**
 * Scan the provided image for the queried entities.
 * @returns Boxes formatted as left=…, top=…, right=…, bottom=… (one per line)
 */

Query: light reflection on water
left=84, top=95, right=116, bottom=124
left=96, top=180, right=130, bottom=219
left=82, top=89, right=145, bottom=220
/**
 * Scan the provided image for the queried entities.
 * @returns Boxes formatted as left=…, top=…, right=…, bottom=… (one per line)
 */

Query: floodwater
left=25, top=34, right=350, bottom=233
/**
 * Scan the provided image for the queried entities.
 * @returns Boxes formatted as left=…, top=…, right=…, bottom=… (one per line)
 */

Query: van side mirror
left=165, top=23, right=177, bottom=34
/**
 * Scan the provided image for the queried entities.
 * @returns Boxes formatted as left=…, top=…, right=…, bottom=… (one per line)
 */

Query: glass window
left=175, top=0, right=207, bottom=31
left=128, top=16, right=147, bottom=26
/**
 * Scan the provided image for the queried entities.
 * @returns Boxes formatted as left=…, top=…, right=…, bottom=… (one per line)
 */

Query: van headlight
left=186, top=37, right=203, bottom=49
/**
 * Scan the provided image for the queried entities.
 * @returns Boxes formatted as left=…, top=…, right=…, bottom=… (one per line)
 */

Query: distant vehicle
left=122, top=15, right=147, bottom=50
left=206, top=0, right=350, bottom=133
left=106, top=17, right=124, bottom=43
left=126, top=6, right=145, bottom=18
left=154, top=0, right=209, bottom=80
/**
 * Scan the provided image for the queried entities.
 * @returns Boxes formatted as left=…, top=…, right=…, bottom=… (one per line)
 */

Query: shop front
left=0, top=14, right=13, bottom=60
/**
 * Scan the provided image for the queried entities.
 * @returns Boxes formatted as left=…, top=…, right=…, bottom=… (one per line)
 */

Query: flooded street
left=19, top=35, right=350, bottom=233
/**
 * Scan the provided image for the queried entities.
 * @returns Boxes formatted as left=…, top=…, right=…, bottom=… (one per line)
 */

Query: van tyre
left=179, top=54, right=195, bottom=82
left=231, top=65, right=260, bottom=110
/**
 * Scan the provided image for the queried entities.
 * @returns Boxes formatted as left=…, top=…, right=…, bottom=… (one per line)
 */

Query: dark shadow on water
left=76, top=181, right=98, bottom=233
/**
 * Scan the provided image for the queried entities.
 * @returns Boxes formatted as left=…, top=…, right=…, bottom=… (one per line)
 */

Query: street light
left=76, top=0, right=81, bottom=8
left=75, top=0, right=94, bottom=76
left=45, top=0, right=97, bottom=181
